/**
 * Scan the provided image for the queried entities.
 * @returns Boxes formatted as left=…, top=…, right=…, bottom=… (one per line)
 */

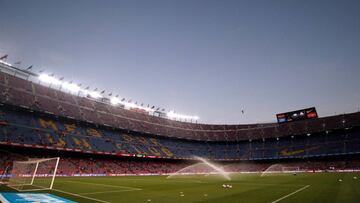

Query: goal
left=7, top=157, right=60, bottom=191
left=282, top=166, right=300, bottom=173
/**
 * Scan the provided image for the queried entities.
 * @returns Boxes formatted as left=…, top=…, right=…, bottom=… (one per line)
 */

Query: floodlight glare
left=62, top=82, right=80, bottom=93
left=121, top=102, right=137, bottom=109
left=118, top=101, right=154, bottom=112
left=0, top=60, right=12, bottom=67
left=167, top=111, right=199, bottom=120
left=88, top=91, right=102, bottom=99
left=110, top=97, right=120, bottom=105
left=39, top=74, right=62, bottom=85
left=36, top=73, right=198, bottom=121
left=167, top=111, right=176, bottom=118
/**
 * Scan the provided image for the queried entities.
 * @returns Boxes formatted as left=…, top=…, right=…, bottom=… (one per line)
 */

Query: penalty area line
left=80, top=189, right=141, bottom=195
left=52, top=188, right=110, bottom=203
left=64, top=180, right=142, bottom=190
left=271, top=185, right=310, bottom=203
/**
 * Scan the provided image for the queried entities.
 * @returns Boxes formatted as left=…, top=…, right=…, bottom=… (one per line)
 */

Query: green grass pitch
left=1, top=173, right=360, bottom=203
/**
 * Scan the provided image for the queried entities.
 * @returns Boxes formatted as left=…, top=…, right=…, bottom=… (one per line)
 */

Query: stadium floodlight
left=39, top=74, right=62, bottom=85
left=110, top=97, right=120, bottom=105
left=0, top=60, right=12, bottom=67
left=80, top=89, right=102, bottom=99
left=62, top=82, right=81, bottom=93
left=118, top=100, right=154, bottom=112
left=167, top=111, right=199, bottom=120
left=36, top=72, right=198, bottom=121
left=89, top=91, right=102, bottom=98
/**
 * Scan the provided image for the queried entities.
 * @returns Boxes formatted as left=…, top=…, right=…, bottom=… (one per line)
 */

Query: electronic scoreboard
left=276, top=107, right=318, bottom=123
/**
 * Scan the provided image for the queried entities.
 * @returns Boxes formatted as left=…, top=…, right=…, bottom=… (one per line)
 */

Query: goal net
left=7, top=157, right=60, bottom=191
left=282, top=167, right=300, bottom=173
left=261, top=164, right=301, bottom=176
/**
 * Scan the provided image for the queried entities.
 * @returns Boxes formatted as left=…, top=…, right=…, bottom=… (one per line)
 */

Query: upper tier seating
left=0, top=70, right=359, bottom=141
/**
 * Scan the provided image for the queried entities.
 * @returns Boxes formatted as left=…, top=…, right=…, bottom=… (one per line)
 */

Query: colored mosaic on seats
left=0, top=107, right=359, bottom=160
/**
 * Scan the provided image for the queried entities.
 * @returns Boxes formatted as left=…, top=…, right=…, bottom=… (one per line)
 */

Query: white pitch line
left=165, top=179, right=203, bottom=183
left=64, top=180, right=141, bottom=190
left=231, top=182, right=306, bottom=187
left=0, top=194, right=10, bottom=203
left=271, top=185, right=310, bottom=203
left=52, top=188, right=110, bottom=203
left=80, top=189, right=141, bottom=195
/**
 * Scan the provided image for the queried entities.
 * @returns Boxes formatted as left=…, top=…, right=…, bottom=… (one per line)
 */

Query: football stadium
left=1, top=1, right=360, bottom=203
left=0, top=60, right=360, bottom=203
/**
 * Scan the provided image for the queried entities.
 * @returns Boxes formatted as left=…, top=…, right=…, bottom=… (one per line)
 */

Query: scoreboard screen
left=276, top=107, right=318, bottom=123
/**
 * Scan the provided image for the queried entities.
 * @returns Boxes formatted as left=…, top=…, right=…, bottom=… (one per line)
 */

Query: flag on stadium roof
left=0, top=55, right=8, bottom=60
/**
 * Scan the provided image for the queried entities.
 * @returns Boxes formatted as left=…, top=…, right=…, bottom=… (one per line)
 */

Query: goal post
left=7, top=157, right=60, bottom=191
left=261, top=164, right=301, bottom=177
left=0, top=166, right=11, bottom=184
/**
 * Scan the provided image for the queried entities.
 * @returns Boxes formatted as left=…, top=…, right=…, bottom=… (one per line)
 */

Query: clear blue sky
left=0, top=0, right=359, bottom=124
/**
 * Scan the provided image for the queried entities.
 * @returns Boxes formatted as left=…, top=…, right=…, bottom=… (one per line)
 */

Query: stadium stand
left=0, top=105, right=360, bottom=160
left=2, top=149, right=360, bottom=176
left=1, top=64, right=360, bottom=176
left=0, top=70, right=359, bottom=142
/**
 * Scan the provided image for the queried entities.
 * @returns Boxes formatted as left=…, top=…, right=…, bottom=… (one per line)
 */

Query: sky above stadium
left=0, top=0, right=359, bottom=124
